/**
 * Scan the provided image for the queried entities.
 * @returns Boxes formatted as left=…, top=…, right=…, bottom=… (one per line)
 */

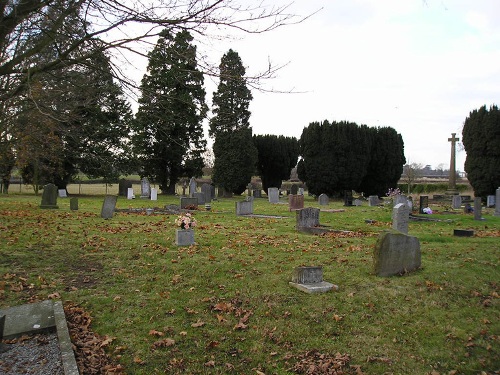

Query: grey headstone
left=296, top=207, right=320, bottom=230
left=58, top=189, right=67, bottom=198
left=474, top=197, right=483, bottom=220
left=70, top=197, right=78, bottom=211
left=193, top=191, right=205, bottom=205
left=180, top=197, right=198, bottom=209
left=394, top=194, right=407, bottom=206
left=392, top=203, right=410, bottom=234
left=140, top=177, right=151, bottom=198
left=253, top=189, right=262, bottom=198
left=486, top=195, right=495, bottom=208
left=40, top=183, right=59, bottom=209
left=101, top=195, right=117, bottom=219
left=268, top=187, right=279, bottom=203
left=175, top=229, right=194, bottom=246
left=189, top=177, right=197, bottom=197
left=289, top=266, right=338, bottom=294
left=201, top=183, right=212, bottom=204
left=419, top=196, right=429, bottom=214
left=353, top=199, right=363, bottom=206
left=290, top=184, right=298, bottom=195
left=368, top=195, right=379, bottom=206
left=452, top=195, right=462, bottom=209
left=236, top=200, right=253, bottom=216
left=373, top=230, right=421, bottom=277
left=289, top=194, right=304, bottom=211
left=495, top=187, right=500, bottom=217
left=318, top=193, right=329, bottom=206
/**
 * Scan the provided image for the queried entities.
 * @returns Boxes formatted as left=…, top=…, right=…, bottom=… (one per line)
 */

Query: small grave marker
left=101, top=195, right=117, bottom=219
left=318, top=193, right=329, bottom=205
left=236, top=200, right=253, bottom=216
left=289, top=266, right=338, bottom=294
left=70, top=197, right=78, bottom=211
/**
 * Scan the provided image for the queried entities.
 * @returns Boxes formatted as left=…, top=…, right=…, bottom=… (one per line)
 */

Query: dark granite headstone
left=70, top=197, right=78, bottom=211
left=40, top=183, right=59, bottom=209
left=419, top=196, right=429, bottom=214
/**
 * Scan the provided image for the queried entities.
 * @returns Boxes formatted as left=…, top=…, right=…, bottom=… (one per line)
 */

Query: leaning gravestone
left=373, top=230, right=421, bottom=277
left=368, top=195, right=379, bottom=206
left=452, top=195, right=462, bottom=209
left=140, top=177, right=151, bottom=199
left=289, top=194, right=304, bottom=211
left=392, top=203, right=409, bottom=234
left=201, top=183, right=212, bottom=204
left=40, top=183, right=59, bottom=209
left=70, top=197, right=78, bottom=211
left=419, top=196, right=429, bottom=214
left=236, top=200, right=253, bottom=216
left=101, top=195, right=117, bottom=219
left=268, top=187, right=280, bottom=203
left=296, top=207, right=320, bottom=230
left=474, top=197, right=483, bottom=220
left=189, top=177, right=197, bottom=197
left=318, top=193, right=329, bottom=206
left=495, top=187, right=500, bottom=217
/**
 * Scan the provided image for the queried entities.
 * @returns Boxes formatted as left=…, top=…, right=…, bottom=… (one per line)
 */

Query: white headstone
left=486, top=195, right=495, bottom=208
left=58, top=189, right=67, bottom=198
left=127, top=187, right=134, bottom=199
left=150, top=188, right=158, bottom=201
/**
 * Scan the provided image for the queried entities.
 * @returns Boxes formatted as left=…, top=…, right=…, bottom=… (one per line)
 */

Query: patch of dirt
left=289, top=350, right=361, bottom=374
left=65, top=261, right=103, bottom=291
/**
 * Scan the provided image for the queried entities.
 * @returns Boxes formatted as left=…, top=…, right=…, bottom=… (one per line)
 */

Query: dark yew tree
left=133, top=30, right=207, bottom=194
left=210, top=49, right=257, bottom=195
left=298, top=120, right=372, bottom=196
left=358, top=126, right=406, bottom=197
left=253, top=134, right=299, bottom=192
left=462, top=104, right=500, bottom=197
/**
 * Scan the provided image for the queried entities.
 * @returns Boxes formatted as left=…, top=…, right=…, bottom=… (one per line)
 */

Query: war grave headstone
left=140, top=177, right=151, bottom=199
left=40, top=183, right=59, bottom=209
left=474, top=197, right=484, bottom=221
left=201, top=183, right=212, bottom=204
left=373, top=230, right=421, bottom=277
left=150, top=188, right=158, bottom=201
left=193, top=192, right=205, bottom=205
left=318, top=193, right=329, bottom=206
left=58, top=189, right=67, bottom=198
left=368, top=195, right=379, bottom=206
left=290, top=184, right=298, bottom=195
left=392, top=203, right=410, bottom=234
left=268, top=187, right=280, bottom=203
left=236, top=200, right=254, bottom=216
left=452, top=195, right=462, bottom=209
left=127, top=187, right=135, bottom=199
left=419, top=196, right=429, bottom=214
left=70, top=197, right=78, bottom=211
left=486, top=195, right=495, bottom=208
left=288, top=194, right=304, bottom=211
left=118, top=179, right=132, bottom=196
left=189, top=177, right=197, bottom=197
left=344, top=190, right=353, bottom=206
left=289, top=266, right=338, bottom=294
left=495, top=187, right=500, bottom=217
left=180, top=197, right=198, bottom=209
left=101, top=195, right=117, bottom=219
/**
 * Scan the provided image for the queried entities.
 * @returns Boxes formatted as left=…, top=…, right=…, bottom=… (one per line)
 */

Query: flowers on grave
left=175, top=213, right=197, bottom=230
left=386, top=188, right=401, bottom=198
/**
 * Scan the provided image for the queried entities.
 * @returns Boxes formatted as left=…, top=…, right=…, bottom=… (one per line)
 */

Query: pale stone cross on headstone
left=446, top=133, right=459, bottom=195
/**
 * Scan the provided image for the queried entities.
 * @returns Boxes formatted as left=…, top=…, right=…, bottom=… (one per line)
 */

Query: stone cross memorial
left=446, top=133, right=460, bottom=195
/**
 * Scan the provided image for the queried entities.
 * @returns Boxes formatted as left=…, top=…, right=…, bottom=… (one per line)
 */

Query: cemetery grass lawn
left=0, top=194, right=499, bottom=374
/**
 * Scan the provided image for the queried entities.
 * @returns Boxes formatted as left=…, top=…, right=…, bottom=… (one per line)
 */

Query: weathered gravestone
left=495, top=188, right=500, bottom=217
left=296, top=207, right=320, bottom=230
left=373, top=230, right=421, bottom=277
left=127, top=188, right=134, bottom=199
left=101, top=195, right=117, bottom=219
left=70, top=197, right=78, bottom=211
left=189, top=177, right=197, bottom=197
left=193, top=192, right=205, bottom=205
left=290, top=184, right=298, bottom=195
left=368, top=195, right=379, bottom=206
left=419, top=196, right=429, bottom=214
left=235, top=200, right=253, bottom=216
left=201, top=183, right=212, bottom=204
left=118, top=179, right=132, bottom=197
left=344, top=191, right=353, bottom=206
left=318, top=193, right=329, bottom=206
left=392, top=203, right=409, bottom=234
left=150, top=188, right=158, bottom=201
left=298, top=187, right=304, bottom=196
left=289, top=266, right=338, bottom=294
left=394, top=194, right=408, bottom=206
left=474, top=197, right=483, bottom=220
left=353, top=198, right=363, bottom=206
left=253, top=189, right=262, bottom=198
left=180, top=197, right=198, bottom=209
left=486, top=195, right=495, bottom=208
left=140, top=177, right=151, bottom=199
left=268, top=187, right=280, bottom=203
left=288, top=194, right=304, bottom=211
left=58, top=189, right=67, bottom=198
left=40, top=183, right=59, bottom=209
left=452, top=195, right=462, bottom=209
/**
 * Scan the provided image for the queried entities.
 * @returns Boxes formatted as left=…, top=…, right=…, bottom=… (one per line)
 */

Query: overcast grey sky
left=200, top=0, right=500, bottom=172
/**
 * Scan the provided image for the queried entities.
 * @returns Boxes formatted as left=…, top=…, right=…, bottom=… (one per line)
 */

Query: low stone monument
left=289, top=266, right=338, bottom=294
left=296, top=207, right=320, bottom=231
left=101, top=195, right=117, bottom=219
left=318, top=193, right=329, bottom=205
left=368, top=195, right=379, bottom=206
left=58, top=189, right=67, bottom=198
left=70, top=197, right=78, bottom=211
left=373, top=230, right=421, bottom=277
left=452, top=195, right=462, bottom=209
left=236, top=200, right=253, bottom=216
left=118, top=179, right=132, bottom=197
left=40, top=183, right=59, bottom=209
left=180, top=197, right=198, bottom=209
left=344, top=190, right=353, bottom=206
left=289, top=194, right=304, bottom=211
left=419, top=196, right=429, bottom=214
left=486, top=195, right=495, bottom=208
